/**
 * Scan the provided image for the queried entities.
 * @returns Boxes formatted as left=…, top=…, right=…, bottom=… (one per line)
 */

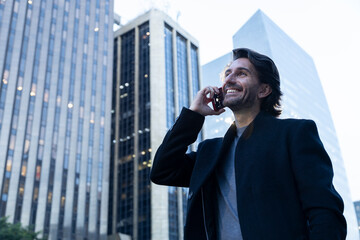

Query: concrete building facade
left=0, top=0, right=113, bottom=239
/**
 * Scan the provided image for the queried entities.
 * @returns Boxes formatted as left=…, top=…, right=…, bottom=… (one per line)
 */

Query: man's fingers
left=203, top=86, right=218, bottom=99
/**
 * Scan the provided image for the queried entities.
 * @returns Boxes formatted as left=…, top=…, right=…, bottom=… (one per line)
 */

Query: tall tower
left=202, top=9, right=359, bottom=239
left=111, top=9, right=201, bottom=240
left=0, top=0, right=113, bottom=239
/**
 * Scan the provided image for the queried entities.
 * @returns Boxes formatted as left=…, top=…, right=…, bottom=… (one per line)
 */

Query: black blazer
left=151, top=108, right=346, bottom=240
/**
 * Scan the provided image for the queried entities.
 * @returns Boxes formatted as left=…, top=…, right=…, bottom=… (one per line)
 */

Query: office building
left=202, top=10, right=359, bottom=239
left=0, top=0, right=113, bottom=239
left=354, top=201, right=360, bottom=237
left=110, top=9, right=201, bottom=240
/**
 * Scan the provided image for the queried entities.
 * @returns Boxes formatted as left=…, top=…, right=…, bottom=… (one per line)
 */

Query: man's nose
left=223, top=73, right=235, bottom=85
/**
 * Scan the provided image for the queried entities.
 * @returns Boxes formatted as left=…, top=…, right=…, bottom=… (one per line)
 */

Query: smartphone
left=211, top=87, right=225, bottom=111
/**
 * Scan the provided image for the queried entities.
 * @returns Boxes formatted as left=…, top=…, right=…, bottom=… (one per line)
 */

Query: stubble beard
left=224, top=94, right=257, bottom=113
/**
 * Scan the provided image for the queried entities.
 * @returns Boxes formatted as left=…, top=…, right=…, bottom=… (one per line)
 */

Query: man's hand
left=190, top=86, right=226, bottom=116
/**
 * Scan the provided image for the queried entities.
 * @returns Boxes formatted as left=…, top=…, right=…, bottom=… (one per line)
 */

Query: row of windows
left=164, top=24, right=180, bottom=240
left=71, top=1, right=91, bottom=236
left=56, top=0, right=78, bottom=238
left=0, top=0, right=20, bottom=134
left=164, top=24, right=201, bottom=239
left=164, top=24, right=175, bottom=130
left=0, top=0, right=27, bottom=218
left=12, top=1, right=33, bottom=223
left=137, top=21, right=151, bottom=240
left=22, top=0, right=46, bottom=228
left=0, top=0, right=5, bottom=29
left=97, top=0, right=110, bottom=230
left=43, top=0, right=65, bottom=236
left=117, top=28, right=136, bottom=237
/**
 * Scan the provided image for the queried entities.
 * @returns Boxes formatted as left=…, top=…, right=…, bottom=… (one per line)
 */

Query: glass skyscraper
left=354, top=201, right=360, bottom=238
left=110, top=9, right=201, bottom=240
left=0, top=0, right=113, bottom=239
left=202, top=9, right=359, bottom=240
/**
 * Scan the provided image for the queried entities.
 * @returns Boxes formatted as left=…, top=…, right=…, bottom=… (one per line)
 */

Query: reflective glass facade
left=354, top=201, right=360, bottom=236
left=202, top=10, right=359, bottom=240
left=137, top=21, right=151, bottom=240
left=117, top=29, right=135, bottom=237
left=176, top=33, right=189, bottom=111
left=0, top=0, right=113, bottom=239
left=111, top=10, right=200, bottom=240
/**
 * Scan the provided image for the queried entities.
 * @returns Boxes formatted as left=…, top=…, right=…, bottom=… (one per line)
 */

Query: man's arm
left=150, top=108, right=204, bottom=187
left=150, top=86, right=224, bottom=187
left=290, top=120, right=347, bottom=239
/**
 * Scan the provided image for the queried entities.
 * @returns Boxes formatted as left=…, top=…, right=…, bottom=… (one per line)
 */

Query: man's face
left=221, top=58, right=263, bottom=112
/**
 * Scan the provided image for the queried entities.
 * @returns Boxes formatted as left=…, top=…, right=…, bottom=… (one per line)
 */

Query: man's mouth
left=226, top=89, right=240, bottom=93
left=225, top=87, right=243, bottom=94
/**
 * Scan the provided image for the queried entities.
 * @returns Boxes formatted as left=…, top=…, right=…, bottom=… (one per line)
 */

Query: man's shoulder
left=260, top=113, right=316, bottom=132
left=265, top=113, right=315, bottom=126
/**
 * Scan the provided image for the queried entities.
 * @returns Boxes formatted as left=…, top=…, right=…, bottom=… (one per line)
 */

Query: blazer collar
left=189, top=111, right=273, bottom=193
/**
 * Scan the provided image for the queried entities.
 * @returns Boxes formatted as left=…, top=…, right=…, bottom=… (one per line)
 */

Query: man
left=150, top=48, right=346, bottom=240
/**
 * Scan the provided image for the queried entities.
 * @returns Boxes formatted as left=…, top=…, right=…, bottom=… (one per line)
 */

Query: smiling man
left=150, top=48, right=346, bottom=240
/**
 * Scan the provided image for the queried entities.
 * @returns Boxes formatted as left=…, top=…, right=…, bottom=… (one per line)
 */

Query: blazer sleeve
left=150, top=108, right=205, bottom=187
left=289, top=120, right=347, bottom=239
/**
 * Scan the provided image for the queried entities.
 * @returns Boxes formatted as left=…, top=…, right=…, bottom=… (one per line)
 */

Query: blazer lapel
left=189, top=123, right=238, bottom=194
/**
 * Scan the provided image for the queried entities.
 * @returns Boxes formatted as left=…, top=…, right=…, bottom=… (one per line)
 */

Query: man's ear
left=258, top=84, right=272, bottom=99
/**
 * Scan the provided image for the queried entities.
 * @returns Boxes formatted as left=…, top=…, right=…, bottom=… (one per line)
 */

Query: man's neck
left=233, top=108, right=260, bottom=128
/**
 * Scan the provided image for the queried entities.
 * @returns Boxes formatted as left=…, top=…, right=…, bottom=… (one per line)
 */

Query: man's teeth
left=227, top=89, right=239, bottom=93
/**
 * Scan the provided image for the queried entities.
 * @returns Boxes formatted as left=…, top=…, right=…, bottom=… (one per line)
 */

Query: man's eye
left=238, top=72, right=246, bottom=76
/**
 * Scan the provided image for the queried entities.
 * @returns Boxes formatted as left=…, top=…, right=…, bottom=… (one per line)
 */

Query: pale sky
left=114, top=0, right=360, bottom=201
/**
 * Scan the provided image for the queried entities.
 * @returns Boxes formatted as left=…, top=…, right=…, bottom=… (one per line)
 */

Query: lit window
left=48, top=192, right=52, bottom=203
left=68, top=102, right=73, bottom=108
left=6, top=160, right=12, bottom=172
left=56, top=96, right=61, bottom=105
left=121, top=193, right=126, bottom=200
left=21, top=165, right=27, bottom=176
left=36, top=166, right=41, bottom=180
left=44, top=90, right=49, bottom=102
left=33, top=187, right=39, bottom=200
left=94, top=27, right=99, bottom=32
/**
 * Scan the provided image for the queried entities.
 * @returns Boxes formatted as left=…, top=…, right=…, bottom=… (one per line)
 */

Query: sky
left=114, top=0, right=360, bottom=201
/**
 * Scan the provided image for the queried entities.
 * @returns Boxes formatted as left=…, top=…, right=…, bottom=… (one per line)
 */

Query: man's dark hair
left=232, top=48, right=282, bottom=117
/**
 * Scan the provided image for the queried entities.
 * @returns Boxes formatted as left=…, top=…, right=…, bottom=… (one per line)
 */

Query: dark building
left=110, top=9, right=201, bottom=240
